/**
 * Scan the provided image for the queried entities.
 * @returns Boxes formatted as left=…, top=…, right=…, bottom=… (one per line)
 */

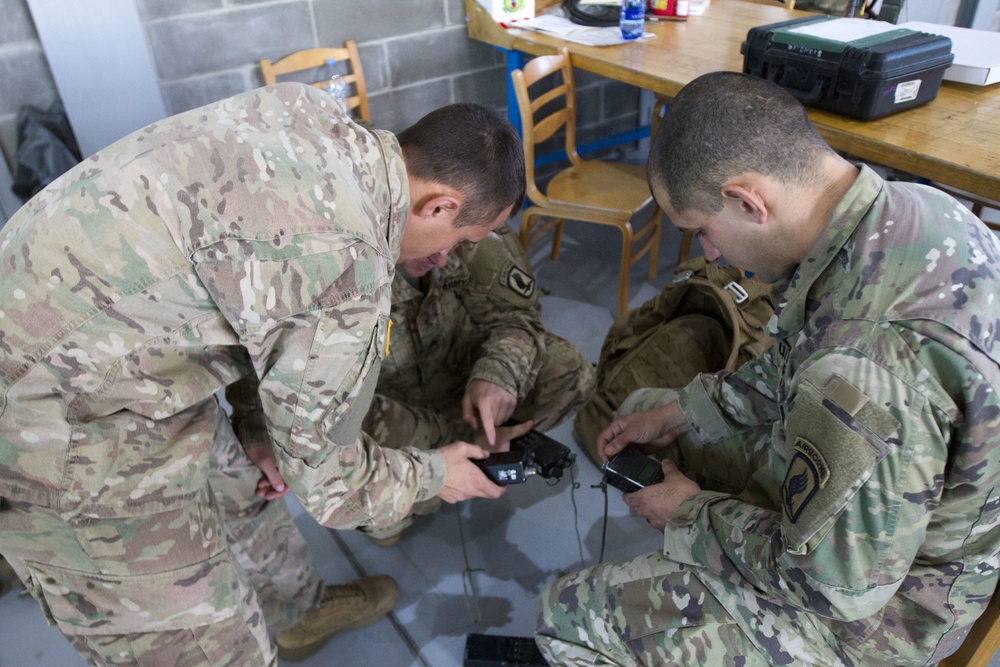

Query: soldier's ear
left=415, top=193, right=461, bottom=220
left=721, top=184, right=768, bottom=226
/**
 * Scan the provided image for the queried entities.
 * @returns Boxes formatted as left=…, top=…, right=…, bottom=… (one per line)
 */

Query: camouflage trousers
left=536, top=550, right=772, bottom=667
left=361, top=333, right=594, bottom=540
left=0, top=408, right=321, bottom=667
left=368, top=332, right=596, bottom=449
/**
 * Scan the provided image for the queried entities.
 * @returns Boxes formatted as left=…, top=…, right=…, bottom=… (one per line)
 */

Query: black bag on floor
left=12, top=100, right=82, bottom=202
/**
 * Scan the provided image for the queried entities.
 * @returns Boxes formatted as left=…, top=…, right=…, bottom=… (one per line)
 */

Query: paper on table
left=786, top=17, right=900, bottom=42
left=897, top=21, right=1000, bottom=86
left=514, top=14, right=595, bottom=35
left=563, top=27, right=656, bottom=46
left=511, top=14, right=658, bottom=46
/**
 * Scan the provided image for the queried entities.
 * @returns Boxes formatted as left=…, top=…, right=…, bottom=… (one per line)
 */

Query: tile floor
left=2, top=179, right=999, bottom=667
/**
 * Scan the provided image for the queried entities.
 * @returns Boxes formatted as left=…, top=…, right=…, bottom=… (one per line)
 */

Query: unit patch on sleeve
left=782, top=436, right=830, bottom=523
left=502, top=262, right=535, bottom=298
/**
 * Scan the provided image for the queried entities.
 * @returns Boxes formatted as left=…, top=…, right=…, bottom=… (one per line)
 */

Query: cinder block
left=0, top=0, right=38, bottom=45
left=0, top=114, right=21, bottom=175
left=146, top=2, right=313, bottom=80
left=160, top=71, right=249, bottom=116
left=445, top=0, right=466, bottom=24
left=452, top=64, right=506, bottom=109
left=135, top=0, right=221, bottom=22
left=0, top=45, right=57, bottom=116
left=574, top=68, right=607, bottom=90
left=575, top=84, right=602, bottom=127
left=358, top=43, right=390, bottom=93
left=388, top=26, right=496, bottom=87
left=369, top=79, right=452, bottom=133
left=601, top=81, right=641, bottom=120
left=577, top=116, right=640, bottom=154
left=313, top=0, right=445, bottom=45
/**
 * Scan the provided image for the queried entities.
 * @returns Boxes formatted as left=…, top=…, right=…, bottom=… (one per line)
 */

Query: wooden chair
left=650, top=95, right=694, bottom=265
left=259, top=41, right=370, bottom=124
left=938, top=584, right=1000, bottom=667
left=511, top=48, right=663, bottom=317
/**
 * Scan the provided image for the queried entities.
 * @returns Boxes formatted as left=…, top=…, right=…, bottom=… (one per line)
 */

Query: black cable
left=592, top=478, right=610, bottom=563
left=568, top=464, right=586, bottom=569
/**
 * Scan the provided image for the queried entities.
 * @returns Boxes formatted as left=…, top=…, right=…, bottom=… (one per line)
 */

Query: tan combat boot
left=276, top=574, right=400, bottom=662
left=362, top=497, right=443, bottom=547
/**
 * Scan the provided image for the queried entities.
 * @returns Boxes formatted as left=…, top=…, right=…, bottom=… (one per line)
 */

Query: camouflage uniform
left=0, top=83, right=443, bottom=664
left=363, top=225, right=595, bottom=451
left=212, top=385, right=324, bottom=633
left=537, top=165, right=1000, bottom=666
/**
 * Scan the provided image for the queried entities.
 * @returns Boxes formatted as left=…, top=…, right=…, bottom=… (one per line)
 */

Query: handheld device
left=464, top=633, right=549, bottom=667
left=473, top=429, right=576, bottom=486
left=601, top=449, right=665, bottom=493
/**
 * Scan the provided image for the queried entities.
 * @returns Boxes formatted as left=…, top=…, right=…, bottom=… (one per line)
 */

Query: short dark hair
left=648, top=72, right=834, bottom=215
left=397, top=103, right=525, bottom=227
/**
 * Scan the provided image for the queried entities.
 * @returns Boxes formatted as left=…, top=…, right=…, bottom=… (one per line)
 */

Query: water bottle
left=322, top=58, right=349, bottom=104
left=620, top=0, right=645, bottom=40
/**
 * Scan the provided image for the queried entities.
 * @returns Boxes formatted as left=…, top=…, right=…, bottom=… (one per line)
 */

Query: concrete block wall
left=0, top=0, right=641, bottom=195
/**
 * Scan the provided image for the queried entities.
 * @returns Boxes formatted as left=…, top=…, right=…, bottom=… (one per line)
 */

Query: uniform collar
left=767, top=164, right=884, bottom=340
left=372, top=129, right=410, bottom=263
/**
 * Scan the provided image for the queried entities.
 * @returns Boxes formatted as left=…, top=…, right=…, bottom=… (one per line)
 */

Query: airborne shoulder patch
left=782, top=437, right=831, bottom=523
left=501, top=262, right=535, bottom=298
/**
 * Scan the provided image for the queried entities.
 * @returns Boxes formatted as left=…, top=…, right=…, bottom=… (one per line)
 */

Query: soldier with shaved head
left=537, top=72, right=1000, bottom=667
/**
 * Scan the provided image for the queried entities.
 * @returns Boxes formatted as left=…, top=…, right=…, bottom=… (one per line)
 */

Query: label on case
left=894, top=79, right=921, bottom=103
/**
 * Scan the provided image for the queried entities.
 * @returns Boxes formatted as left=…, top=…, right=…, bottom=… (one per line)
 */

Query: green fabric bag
left=574, top=256, right=775, bottom=464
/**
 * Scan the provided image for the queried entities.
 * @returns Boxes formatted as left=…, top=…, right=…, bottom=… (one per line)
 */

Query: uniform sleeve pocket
left=286, top=311, right=388, bottom=463
left=781, top=377, right=898, bottom=555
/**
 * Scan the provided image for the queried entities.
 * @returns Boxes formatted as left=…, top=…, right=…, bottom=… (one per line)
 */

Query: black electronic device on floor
left=464, top=633, right=550, bottom=667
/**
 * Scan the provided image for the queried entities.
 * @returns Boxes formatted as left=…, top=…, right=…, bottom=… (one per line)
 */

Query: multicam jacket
left=0, top=83, right=446, bottom=530
left=624, top=166, right=1000, bottom=666
left=364, top=226, right=546, bottom=450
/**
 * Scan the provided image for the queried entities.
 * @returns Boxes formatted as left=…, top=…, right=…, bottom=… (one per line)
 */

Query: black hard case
left=741, top=16, right=954, bottom=121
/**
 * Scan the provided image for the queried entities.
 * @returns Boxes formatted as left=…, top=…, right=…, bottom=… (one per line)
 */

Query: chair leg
left=648, top=207, right=663, bottom=281
left=519, top=212, right=537, bottom=251
left=677, top=229, right=694, bottom=265
left=618, top=225, right=634, bottom=318
left=551, top=220, right=564, bottom=260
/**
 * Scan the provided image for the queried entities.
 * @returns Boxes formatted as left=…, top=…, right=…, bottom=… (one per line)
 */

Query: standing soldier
left=0, top=83, right=524, bottom=666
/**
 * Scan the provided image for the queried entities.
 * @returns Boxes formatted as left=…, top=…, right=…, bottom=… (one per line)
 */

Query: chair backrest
left=938, top=583, right=1000, bottom=667
left=511, top=47, right=581, bottom=207
left=259, top=41, right=370, bottom=123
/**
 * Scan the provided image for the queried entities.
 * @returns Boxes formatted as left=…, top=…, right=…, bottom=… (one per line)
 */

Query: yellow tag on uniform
left=384, top=319, right=392, bottom=356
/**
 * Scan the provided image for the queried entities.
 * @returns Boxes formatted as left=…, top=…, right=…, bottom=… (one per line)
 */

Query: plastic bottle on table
left=620, top=0, right=645, bottom=40
left=675, top=0, right=690, bottom=17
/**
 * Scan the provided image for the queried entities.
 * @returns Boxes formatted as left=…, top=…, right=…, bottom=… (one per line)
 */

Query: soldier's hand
left=246, top=443, right=291, bottom=500
left=624, top=459, right=700, bottom=532
left=474, top=419, right=533, bottom=453
left=437, top=442, right=508, bottom=503
left=598, top=402, right=688, bottom=461
left=462, top=380, right=517, bottom=446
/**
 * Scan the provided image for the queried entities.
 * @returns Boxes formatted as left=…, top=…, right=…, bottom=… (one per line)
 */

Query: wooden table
left=466, top=0, right=1000, bottom=201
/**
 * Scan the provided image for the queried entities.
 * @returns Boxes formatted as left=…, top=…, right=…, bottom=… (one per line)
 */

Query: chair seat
left=545, top=162, right=654, bottom=220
